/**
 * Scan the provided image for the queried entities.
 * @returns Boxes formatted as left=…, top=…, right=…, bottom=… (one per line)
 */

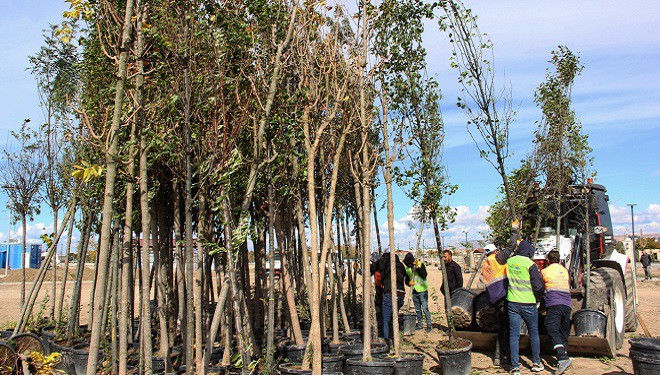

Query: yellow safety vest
left=506, top=255, right=536, bottom=304
left=541, top=263, right=570, bottom=293
left=481, top=253, right=507, bottom=287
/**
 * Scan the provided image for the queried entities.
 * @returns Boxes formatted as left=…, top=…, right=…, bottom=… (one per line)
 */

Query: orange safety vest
left=541, top=263, right=570, bottom=293
left=481, top=253, right=507, bottom=287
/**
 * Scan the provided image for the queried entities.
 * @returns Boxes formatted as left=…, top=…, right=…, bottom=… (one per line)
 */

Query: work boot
left=531, top=362, right=544, bottom=372
left=425, top=326, right=432, bottom=333
left=555, top=358, right=572, bottom=375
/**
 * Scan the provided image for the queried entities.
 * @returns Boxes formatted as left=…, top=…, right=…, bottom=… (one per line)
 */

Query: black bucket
left=285, top=343, right=308, bottom=363
left=573, top=309, right=607, bottom=338
left=328, top=340, right=351, bottom=354
left=338, top=342, right=389, bottom=361
left=450, top=288, right=477, bottom=329
left=344, top=358, right=395, bottom=375
left=629, top=338, right=660, bottom=375
left=71, top=346, right=90, bottom=375
left=341, top=331, right=362, bottom=344
left=473, top=291, right=498, bottom=332
left=392, top=352, right=424, bottom=375
left=51, top=340, right=76, bottom=374
left=41, top=328, right=56, bottom=355
left=322, top=354, right=345, bottom=373
left=399, top=313, right=417, bottom=336
left=435, top=339, right=472, bottom=375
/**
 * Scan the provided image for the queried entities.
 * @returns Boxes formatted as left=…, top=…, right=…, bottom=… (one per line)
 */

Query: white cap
left=484, top=244, right=497, bottom=254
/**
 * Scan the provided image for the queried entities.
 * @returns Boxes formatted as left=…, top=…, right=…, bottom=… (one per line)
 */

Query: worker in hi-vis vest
left=481, top=243, right=508, bottom=366
left=495, top=219, right=544, bottom=375
left=541, top=250, right=573, bottom=375
left=403, top=252, right=432, bottom=332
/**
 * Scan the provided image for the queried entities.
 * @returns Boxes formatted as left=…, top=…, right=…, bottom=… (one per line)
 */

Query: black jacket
left=442, top=260, right=463, bottom=295
left=378, top=253, right=407, bottom=294
left=641, top=253, right=652, bottom=268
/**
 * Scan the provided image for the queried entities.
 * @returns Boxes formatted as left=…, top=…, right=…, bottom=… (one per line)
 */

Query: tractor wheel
left=588, top=267, right=625, bottom=350
left=624, top=267, right=639, bottom=332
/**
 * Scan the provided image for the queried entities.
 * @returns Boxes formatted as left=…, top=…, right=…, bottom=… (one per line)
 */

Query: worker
left=541, top=250, right=572, bottom=375
left=496, top=219, right=544, bottom=375
left=370, top=252, right=384, bottom=337
left=481, top=243, right=509, bottom=366
left=403, top=253, right=432, bottom=332
left=378, top=249, right=407, bottom=343
left=640, top=250, right=652, bottom=280
left=441, top=249, right=463, bottom=295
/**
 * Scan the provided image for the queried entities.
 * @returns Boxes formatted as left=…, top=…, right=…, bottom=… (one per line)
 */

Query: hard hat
left=484, top=244, right=497, bottom=254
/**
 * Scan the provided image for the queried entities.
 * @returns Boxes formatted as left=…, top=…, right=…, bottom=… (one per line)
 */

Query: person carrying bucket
left=403, top=253, right=432, bottom=332
left=481, top=243, right=509, bottom=366
left=496, top=219, right=544, bottom=375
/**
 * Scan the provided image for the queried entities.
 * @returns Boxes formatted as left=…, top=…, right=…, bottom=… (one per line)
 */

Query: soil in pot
left=435, top=338, right=472, bottom=375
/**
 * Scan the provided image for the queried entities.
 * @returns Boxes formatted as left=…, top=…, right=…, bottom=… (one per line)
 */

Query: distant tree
left=0, top=119, right=45, bottom=307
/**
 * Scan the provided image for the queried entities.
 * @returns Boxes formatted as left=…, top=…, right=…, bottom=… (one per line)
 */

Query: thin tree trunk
left=21, top=213, right=26, bottom=308
left=56, top=205, right=76, bottom=322
left=194, top=191, right=207, bottom=375
left=265, top=183, right=276, bottom=364
left=432, top=210, right=454, bottom=342
left=51, top=209, right=58, bottom=319
left=67, top=210, right=91, bottom=345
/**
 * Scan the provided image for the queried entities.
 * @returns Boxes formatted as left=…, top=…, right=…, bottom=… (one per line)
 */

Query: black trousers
left=545, top=304, right=571, bottom=361
left=496, top=300, right=510, bottom=362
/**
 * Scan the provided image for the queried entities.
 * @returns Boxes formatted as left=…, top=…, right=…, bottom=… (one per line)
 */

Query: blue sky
left=1, top=1, right=658, bottom=251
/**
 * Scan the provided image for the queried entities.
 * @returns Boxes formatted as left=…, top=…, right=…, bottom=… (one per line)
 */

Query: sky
left=0, top=0, right=658, bottom=252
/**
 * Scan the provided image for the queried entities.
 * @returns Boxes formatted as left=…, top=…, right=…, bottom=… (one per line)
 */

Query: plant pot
left=629, top=337, right=660, bottom=375
left=285, top=343, right=307, bottom=363
left=473, top=291, right=498, bottom=332
left=450, top=288, right=477, bottom=329
left=338, top=342, right=389, bottom=368
left=41, top=328, right=57, bottom=355
left=328, top=340, right=350, bottom=355
left=399, top=313, right=417, bottom=336
left=391, top=352, right=424, bottom=375
left=435, top=338, right=472, bottom=375
left=51, top=340, right=77, bottom=375
left=0, top=341, right=18, bottom=374
left=322, top=354, right=344, bottom=373
left=573, top=308, right=607, bottom=338
left=341, top=331, right=362, bottom=344
left=0, top=328, right=15, bottom=340
left=71, top=345, right=90, bottom=375
left=344, top=357, right=395, bottom=375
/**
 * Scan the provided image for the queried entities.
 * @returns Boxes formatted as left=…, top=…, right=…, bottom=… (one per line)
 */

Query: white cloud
left=609, top=204, right=660, bottom=236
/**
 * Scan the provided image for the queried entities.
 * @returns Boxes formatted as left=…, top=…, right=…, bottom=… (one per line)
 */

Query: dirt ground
left=0, top=262, right=657, bottom=374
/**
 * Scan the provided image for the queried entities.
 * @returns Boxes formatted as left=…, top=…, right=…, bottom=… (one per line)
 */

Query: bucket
left=284, top=343, right=307, bottom=363
left=338, top=342, right=389, bottom=361
left=473, top=291, right=498, bottom=331
left=51, top=340, right=75, bottom=374
left=328, top=340, right=351, bottom=354
left=399, top=313, right=417, bottom=336
left=322, top=354, right=345, bottom=373
left=573, top=309, right=607, bottom=338
left=450, top=288, right=477, bottom=329
left=392, top=352, right=424, bottom=375
left=342, top=331, right=362, bottom=344
left=0, top=342, right=17, bottom=374
left=435, top=338, right=472, bottom=375
left=344, top=358, right=395, bottom=375
left=41, top=328, right=56, bottom=355
left=629, top=338, right=660, bottom=375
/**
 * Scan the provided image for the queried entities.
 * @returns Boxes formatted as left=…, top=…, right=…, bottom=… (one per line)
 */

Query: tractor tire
left=624, top=267, right=639, bottom=332
left=588, top=267, right=625, bottom=350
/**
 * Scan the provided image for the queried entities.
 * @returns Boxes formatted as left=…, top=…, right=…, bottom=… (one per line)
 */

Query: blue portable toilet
left=8, top=244, right=24, bottom=269
left=0, top=245, right=6, bottom=268
left=29, top=244, right=42, bottom=269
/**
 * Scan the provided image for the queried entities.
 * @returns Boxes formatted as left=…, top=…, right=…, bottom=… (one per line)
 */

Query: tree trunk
left=51, top=209, right=58, bottom=319
left=56, top=204, right=76, bottom=322
left=194, top=191, right=207, bottom=375
left=67, top=210, right=92, bottom=345
left=21, top=213, right=26, bottom=308
left=432, top=210, right=454, bottom=342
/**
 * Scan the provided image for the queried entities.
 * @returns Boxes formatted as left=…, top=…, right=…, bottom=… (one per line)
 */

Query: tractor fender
left=592, top=260, right=624, bottom=285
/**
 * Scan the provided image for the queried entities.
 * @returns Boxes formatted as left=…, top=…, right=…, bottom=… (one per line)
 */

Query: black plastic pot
left=435, top=338, right=472, bottom=375
left=278, top=363, right=312, bottom=374
left=391, top=352, right=424, bottom=375
left=0, top=341, right=17, bottom=374
left=328, top=340, right=351, bottom=355
left=0, top=329, right=15, bottom=339
left=41, top=328, right=57, bottom=355
left=338, top=342, right=389, bottom=361
left=450, top=288, right=477, bottom=329
left=629, top=337, right=660, bottom=375
left=399, top=313, right=417, bottom=336
left=341, top=331, right=362, bottom=344
left=344, top=357, right=395, bottom=375
left=573, top=308, right=607, bottom=338
left=71, top=345, right=90, bottom=375
left=285, top=343, right=308, bottom=363
left=322, top=354, right=344, bottom=373
left=50, top=340, right=76, bottom=374
left=473, top=291, right=498, bottom=332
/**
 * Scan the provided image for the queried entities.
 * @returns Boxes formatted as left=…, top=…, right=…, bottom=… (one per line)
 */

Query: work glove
left=511, top=219, right=521, bottom=230
left=409, top=280, right=414, bottom=286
